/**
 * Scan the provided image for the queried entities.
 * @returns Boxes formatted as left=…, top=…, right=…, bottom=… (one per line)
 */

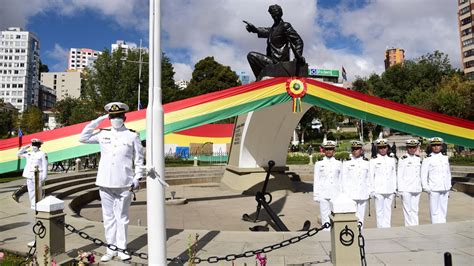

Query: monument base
left=221, top=166, right=295, bottom=195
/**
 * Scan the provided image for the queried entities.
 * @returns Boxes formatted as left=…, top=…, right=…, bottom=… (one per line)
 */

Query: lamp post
left=121, top=40, right=147, bottom=110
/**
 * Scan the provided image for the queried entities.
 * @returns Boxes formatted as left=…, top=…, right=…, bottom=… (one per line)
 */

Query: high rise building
left=41, top=71, right=81, bottom=101
left=175, top=79, right=189, bottom=90
left=67, top=48, right=101, bottom=72
left=111, top=40, right=137, bottom=55
left=0, top=27, right=41, bottom=112
left=235, top=71, right=251, bottom=85
left=458, top=0, right=474, bottom=79
left=384, top=48, right=405, bottom=69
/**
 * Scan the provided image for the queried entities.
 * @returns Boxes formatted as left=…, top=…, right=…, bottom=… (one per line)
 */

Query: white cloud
left=1, top=0, right=460, bottom=81
left=172, top=63, right=193, bottom=81
left=45, top=43, right=69, bottom=72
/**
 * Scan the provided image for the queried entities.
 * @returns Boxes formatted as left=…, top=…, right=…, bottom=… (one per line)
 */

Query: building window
left=460, top=6, right=471, bottom=15
left=459, top=0, right=468, bottom=5
left=462, top=27, right=473, bottom=36
left=464, top=49, right=474, bottom=57
left=461, top=16, right=472, bottom=26
left=464, top=60, right=474, bottom=68
left=463, top=38, right=474, bottom=47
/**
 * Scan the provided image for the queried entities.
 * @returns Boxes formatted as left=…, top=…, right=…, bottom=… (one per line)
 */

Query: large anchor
left=242, top=160, right=311, bottom=231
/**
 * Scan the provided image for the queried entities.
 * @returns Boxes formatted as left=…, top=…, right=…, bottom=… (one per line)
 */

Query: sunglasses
left=324, top=148, right=335, bottom=151
left=351, top=147, right=362, bottom=150
left=431, top=144, right=441, bottom=147
left=407, top=146, right=417, bottom=149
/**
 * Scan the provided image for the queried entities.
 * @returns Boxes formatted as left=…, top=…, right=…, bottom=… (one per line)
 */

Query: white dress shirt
left=17, top=148, right=48, bottom=181
left=370, top=154, right=397, bottom=194
left=421, top=152, right=451, bottom=192
left=313, top=156, right=342, bottom=200
left=397, top=154, right=422, bottom=193
left=79, top=119, right=144, bottom=188
left=341, top=156, right=371, bottom=200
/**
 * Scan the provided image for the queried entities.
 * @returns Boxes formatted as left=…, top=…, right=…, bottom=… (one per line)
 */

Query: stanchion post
left=34, top=166, right=40, bottom=208
left=75, top=158, right=81, bottom=173
left=35, top=196, right=66, bottom=266
left=330, top=194, right=360, bottom=266
left=194, top=156, right=198, bottom=167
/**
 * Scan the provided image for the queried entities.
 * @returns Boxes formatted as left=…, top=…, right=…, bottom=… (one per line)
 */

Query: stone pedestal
left=35, top=196, right=66, bottom=266
left=329, top=194, right=360, bottom=266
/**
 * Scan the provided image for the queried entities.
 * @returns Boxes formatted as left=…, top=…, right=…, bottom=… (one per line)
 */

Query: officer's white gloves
left=92, top=114, right=109, bottom=127
left=423, top=188, right=431, bottom=194
left=313, top=195, right=320, bottom=202
left=132, top=178, right=140, bottom=190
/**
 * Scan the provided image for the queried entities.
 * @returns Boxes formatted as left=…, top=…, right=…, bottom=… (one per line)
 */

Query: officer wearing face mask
left=17, top=138, right=48, bottom=209
left=79, top=102, right=144, bottom=262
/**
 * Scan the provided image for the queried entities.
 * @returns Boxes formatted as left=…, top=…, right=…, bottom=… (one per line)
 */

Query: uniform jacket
left=79, top=119, right=144, bottom=188
left=421, top=152, right=451, bottom=192
left=341, top=156, right=371, bottom=200
left=17, top=148, right=48, bottom=180
left=313, top=156, right=342, bottom=201
left=256, top=20, right=304, bottom=62
left=397, top=154, right=422, bottom=193
left=369, top=154, right=397, bottom=194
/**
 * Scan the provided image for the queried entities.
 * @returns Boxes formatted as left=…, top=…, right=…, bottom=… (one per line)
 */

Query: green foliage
left=162, top=54, right=180, bottom=104
left=287, top=153, right=310, bottom=164
left=0, top=109, right=18, bottom=138
left=19, top=106, right=43, bottom=134
left=69, top=100, right=101, bottom=124
left=432, top=75, right=474, bottom=120
left=179, top=56, right=240, bottom=100
left=53, top=97, right=80, bottom=126
left=334, top=151, right=350, bottom=161
left=449, top=154, right=474, bottom=166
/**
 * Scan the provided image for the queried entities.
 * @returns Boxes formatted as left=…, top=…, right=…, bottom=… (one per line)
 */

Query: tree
left=432, top=75, right=474, bottom=120
left=19, top=106, right=43, bottom=134
left=162, top=54, right=180, bottom=104
left=181, top=57, right=240, bottom=100
left=39, top=59, right=49, bottom=74
left=69, top=100, right=101, bottom=124
left=53, top=97, right=80, bottom=126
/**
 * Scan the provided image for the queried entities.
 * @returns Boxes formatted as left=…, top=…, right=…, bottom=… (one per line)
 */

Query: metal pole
left=138, top=39, right=143, bottom=110
left=147, top=0, right=167, bottom=264
left=360, top=119, right=364, bottom=142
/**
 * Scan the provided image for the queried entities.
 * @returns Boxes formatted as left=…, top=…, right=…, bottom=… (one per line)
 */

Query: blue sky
left=0, top=0, right=459, bottom=81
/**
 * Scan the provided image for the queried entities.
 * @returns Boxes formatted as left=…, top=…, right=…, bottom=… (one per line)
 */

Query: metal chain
left=56, top=219, right=331, bottom=264
left=357, top=222, right=367, bottom=266
left=190, top=222, right=332, bottom=264
left=33, top=221, right=46, bottom=239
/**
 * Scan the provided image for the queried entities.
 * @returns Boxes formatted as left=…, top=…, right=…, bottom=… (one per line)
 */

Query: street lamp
left=121, top=39, right=148, bottom=110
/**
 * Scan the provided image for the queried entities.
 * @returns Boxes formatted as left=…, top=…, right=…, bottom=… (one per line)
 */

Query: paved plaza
left=0, top=176, right=473, bottom=265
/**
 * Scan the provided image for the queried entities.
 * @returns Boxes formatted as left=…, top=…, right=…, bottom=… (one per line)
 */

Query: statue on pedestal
left=244, top=4, right=308, bottom=80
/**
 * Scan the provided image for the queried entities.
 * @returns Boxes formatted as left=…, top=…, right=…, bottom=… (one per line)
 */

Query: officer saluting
left=421, top=137, right=452, bottom=224
left=17, top=138, right=48, bottom=209
left=341, top=140, right=371, bottom=224
left=79, top=102, right=144, bottom=262
left=313, top=140, right=342, bottom=227
left=397, top=139, right=422, bottom=226
left=369, top=138, right=397, bottom=228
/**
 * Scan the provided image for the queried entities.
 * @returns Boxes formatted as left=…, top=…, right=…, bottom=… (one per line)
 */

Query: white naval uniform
left=397, top=154, right=422, bottom=226
left=313, top=156, right=342, bottom=227
left=341, top=156, right=371, bottom=224
left=421, top=152, right=451, bottom=224
left=79, top=117, right=144, bottom=254
left=369, top=154, right=397, bottom=228
left=17, top=147, right=48, bottom=209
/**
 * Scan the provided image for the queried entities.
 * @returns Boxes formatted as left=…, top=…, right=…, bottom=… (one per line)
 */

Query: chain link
left=56, top=219, right=331, bottom=264
left=357, top=222, right=367, bottom=266
left=189, top=222, right=332, bottom=264
left=33, top=221, right=46, bottom=239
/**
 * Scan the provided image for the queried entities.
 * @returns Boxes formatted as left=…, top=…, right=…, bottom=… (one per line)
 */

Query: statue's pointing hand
left=243, top=20, right=257, bottom=33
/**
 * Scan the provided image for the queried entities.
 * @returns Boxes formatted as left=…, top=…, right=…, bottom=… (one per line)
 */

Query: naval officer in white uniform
left=313, top=140, right=342, bottom=227
left=341, top=140, right=371, bottom=224
left=421, top=137, right=452, bottom=224
left=369, top=138, right=397, bottom=228
left=17, top=138, right=48, bottom=209
left=79, top=102, right=144, bottom=262
left=397, top=139, right=422, bottom=226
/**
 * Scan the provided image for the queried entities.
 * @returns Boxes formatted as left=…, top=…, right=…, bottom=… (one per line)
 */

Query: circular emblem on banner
left=286, top=78, right=307, bottom=98
left=286, top=78, right=307, bottom=113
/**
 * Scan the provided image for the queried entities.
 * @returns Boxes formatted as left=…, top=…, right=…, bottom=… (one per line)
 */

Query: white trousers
left=26, top=179, right=42, bottom=210
left=400, top=192, right=420, bottom=226
left=354, top=200, right=368, bottom=225
left=429, top=191, right=449, bottom=224
left=374, top=194, right=394, bottom=228
left=319, top=199, right=331, bottom=227
left=99, top=187, right=132, bottom=254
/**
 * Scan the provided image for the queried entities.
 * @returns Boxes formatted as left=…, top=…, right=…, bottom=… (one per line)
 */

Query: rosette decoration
left=286, top=78, right=307, bottom=112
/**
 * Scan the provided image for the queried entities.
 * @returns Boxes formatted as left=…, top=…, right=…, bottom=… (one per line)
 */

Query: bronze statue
left=244, top=4, right=306, bottom=80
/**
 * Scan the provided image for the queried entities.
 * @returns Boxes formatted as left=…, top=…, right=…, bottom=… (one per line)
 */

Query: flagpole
left=147, top=0, right=167, bottom=264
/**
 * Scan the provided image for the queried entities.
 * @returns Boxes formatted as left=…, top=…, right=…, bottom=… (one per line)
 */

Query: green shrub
left=286, top=153, right=309, bottom=164
left=449, top=155, right=474, bottom=166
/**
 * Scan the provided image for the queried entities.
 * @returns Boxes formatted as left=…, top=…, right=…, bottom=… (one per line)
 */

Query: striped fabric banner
left=0, top=77, right=473, bottom=174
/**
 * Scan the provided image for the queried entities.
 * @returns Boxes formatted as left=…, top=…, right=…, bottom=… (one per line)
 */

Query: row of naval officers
left=313, top=137, right=452, bottom=228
